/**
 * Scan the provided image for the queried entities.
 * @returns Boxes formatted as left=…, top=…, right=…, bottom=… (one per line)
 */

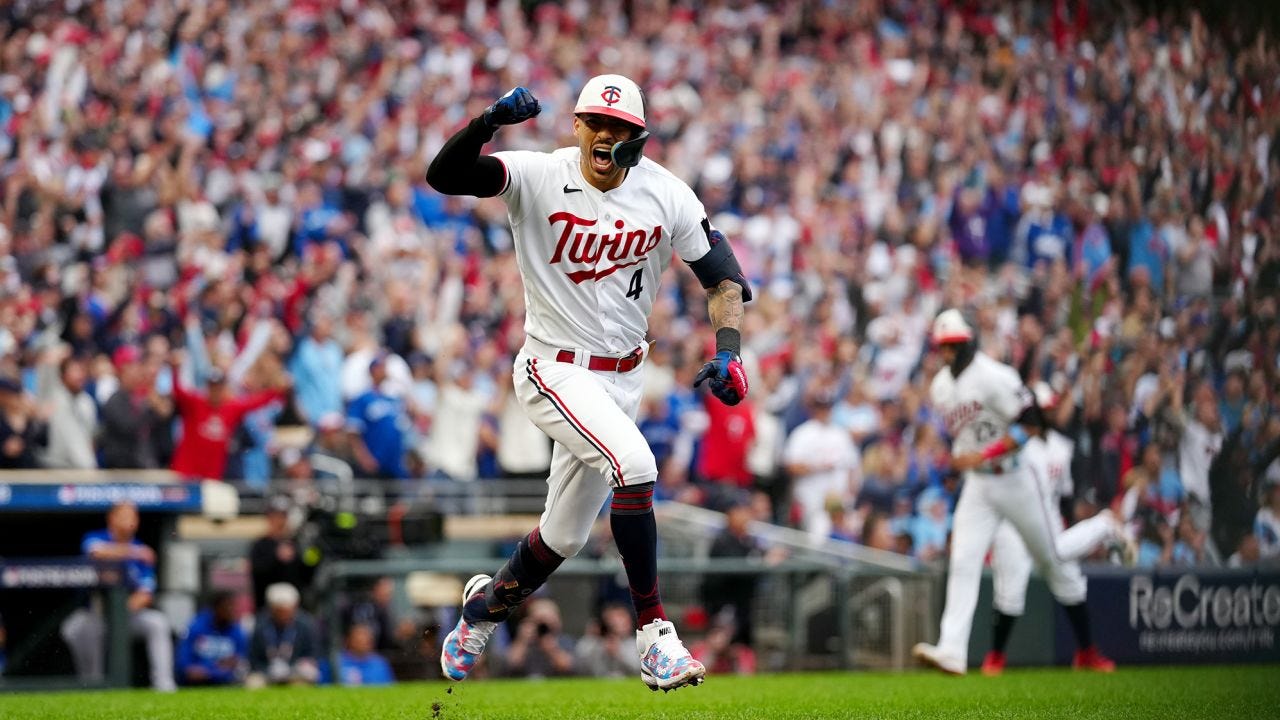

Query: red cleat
left=981, top=651, right=1006, bottom=676
left=1072, top=646, right=1116, bottom=672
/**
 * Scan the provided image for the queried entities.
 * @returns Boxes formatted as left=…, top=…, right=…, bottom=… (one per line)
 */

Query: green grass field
left=4, top=666, right=1278, bottom=719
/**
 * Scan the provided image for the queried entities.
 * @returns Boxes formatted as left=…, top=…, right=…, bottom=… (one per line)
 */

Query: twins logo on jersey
left=1049, top=464, right=1064, bottom=485
left=547, top=211, right=663, bottom=284
left=942, top=400, right=982, bottom=435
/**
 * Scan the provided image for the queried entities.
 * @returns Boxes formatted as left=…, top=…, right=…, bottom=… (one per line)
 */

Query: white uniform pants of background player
left=934, top=469, right=1086, bottom=664
left=61, top=606, right=175, bottom=690
left=513, top=338, right=654, bottom=558
left=990, top=502, right=1116, bottom=617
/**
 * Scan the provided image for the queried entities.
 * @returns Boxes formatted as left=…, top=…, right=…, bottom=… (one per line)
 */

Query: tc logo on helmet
left=600, top=85, right=622, bottom=105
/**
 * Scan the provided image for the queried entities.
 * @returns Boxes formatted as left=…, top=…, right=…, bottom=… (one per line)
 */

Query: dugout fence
left=317, top=502, right=937, bottom=676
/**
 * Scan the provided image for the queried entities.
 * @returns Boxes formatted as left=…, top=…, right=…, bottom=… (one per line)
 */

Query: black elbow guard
left=689, top=226, right=753, bottom=302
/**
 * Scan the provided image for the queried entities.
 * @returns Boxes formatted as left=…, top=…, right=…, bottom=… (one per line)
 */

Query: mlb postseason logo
left=0, top=483, right=199, bottom=510
left=57, top=483, right=192, bottom=507
left=0, top=560, right=103, bottom=589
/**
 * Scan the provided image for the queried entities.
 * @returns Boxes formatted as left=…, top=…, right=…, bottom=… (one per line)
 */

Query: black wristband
left=715, top=327, right=741, bottom=356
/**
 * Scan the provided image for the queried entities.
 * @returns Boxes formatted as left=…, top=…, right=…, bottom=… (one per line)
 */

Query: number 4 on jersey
left=625, top=268, right=644, bottom=300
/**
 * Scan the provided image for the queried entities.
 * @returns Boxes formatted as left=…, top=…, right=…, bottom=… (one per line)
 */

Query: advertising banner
left=1056, top=568, right=1280, bottom=664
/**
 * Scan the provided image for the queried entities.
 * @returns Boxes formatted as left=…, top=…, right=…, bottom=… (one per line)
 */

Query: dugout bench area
left=0, top=470, right=237, bottom=691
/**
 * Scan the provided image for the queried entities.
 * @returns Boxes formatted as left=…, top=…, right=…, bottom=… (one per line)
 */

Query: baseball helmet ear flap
left=610, top=130, right=650, bottom=168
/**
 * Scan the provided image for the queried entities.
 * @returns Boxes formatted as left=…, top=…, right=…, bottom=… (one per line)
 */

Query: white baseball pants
left=990, top=510, right=1117, bottom=616
left=513, top=339, right=653, bottom=559
left=60, top=607, right=175, bottom=690
left=934, top=469, right=1087, bottom=664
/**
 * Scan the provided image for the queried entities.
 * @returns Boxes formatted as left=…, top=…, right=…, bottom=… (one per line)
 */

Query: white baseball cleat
left=440, top=574, right=497, bottom=681
left=1099, top=510, right=1138, bottom=566
left=913, top=642, right=966, bottom=676
left=637, top=619, right=706, bottom=692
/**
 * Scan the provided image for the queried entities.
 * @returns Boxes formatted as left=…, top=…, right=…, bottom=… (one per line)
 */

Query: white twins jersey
left=493, top=148, right=712, bottom=354
left=932, top=358, right=1091, bottom=657
left=930, top=352, right=1032, bottom=471
left=1044, top=430, right=1075, bottom=499
left=1019, top=431, right=1074, bottom=501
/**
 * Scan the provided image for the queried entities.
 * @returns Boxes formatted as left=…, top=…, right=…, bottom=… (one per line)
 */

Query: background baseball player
left=982, top=382, right=1127, bottom=675
left=912, top=310, right=1113, bottom=675
left=425, top=75, right=751, bottom=692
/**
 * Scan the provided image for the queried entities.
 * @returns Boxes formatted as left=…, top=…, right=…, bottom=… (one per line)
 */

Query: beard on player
left=938, top=340, right=976, bottom=377
left=573, top=113, right=638, bottom=189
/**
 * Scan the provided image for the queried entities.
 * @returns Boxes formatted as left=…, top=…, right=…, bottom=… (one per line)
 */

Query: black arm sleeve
left=425, top=117, right=507, bottom=198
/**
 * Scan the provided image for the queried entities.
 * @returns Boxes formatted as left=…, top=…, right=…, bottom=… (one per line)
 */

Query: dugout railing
left=316, top=501, right=936, bottom=676
left=318, top=557, right=935, bottom=675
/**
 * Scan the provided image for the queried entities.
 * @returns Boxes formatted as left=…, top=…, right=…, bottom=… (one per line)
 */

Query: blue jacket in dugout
left=82, top=529, right=156, bottom=594
left=177, top=610, right=248, bottom=685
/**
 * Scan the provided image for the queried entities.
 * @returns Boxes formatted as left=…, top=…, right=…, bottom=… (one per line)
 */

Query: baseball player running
left=982, top=382, right=1127, bottom=675
left=425, top=75, right=751, bottom=691
left=912, top=310, right=1113, bottom=675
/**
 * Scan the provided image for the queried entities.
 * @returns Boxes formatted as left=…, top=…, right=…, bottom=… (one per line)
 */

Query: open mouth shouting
left=590, top=144, right=614, bottom=174
left=575, top=111, right=641, bottom=189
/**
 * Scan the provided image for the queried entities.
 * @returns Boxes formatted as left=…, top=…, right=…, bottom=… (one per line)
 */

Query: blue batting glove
left=483, top=87, right=541, bottom=127
left=693, top=351, right=749, bottom=406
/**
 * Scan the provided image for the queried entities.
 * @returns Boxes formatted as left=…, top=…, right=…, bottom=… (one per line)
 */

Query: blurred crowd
left=1, top=0, right=1279, bottom=570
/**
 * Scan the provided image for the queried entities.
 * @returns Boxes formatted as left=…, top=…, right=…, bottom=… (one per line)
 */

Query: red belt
left=555, top=348, right=643, bottom=373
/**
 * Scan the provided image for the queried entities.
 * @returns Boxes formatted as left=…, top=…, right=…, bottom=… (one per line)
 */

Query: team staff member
left=426, top=75, right=751, bottom=691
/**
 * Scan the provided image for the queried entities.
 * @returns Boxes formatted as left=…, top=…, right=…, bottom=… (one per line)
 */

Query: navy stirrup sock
left=992, top=611, right=1017, bottom=654
left=463, top=526, right=564, bottom=623
left=610, top=482, right=666, bottom=628
left=1062, top=602, right=1093, bottom=649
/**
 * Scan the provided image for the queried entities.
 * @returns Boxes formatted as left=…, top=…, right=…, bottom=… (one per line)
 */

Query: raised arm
left=168, top=351, right=195, bottom=411
left=425, top=87, right=540, bottom=197
left=231, top=388, right=288, bottom=424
